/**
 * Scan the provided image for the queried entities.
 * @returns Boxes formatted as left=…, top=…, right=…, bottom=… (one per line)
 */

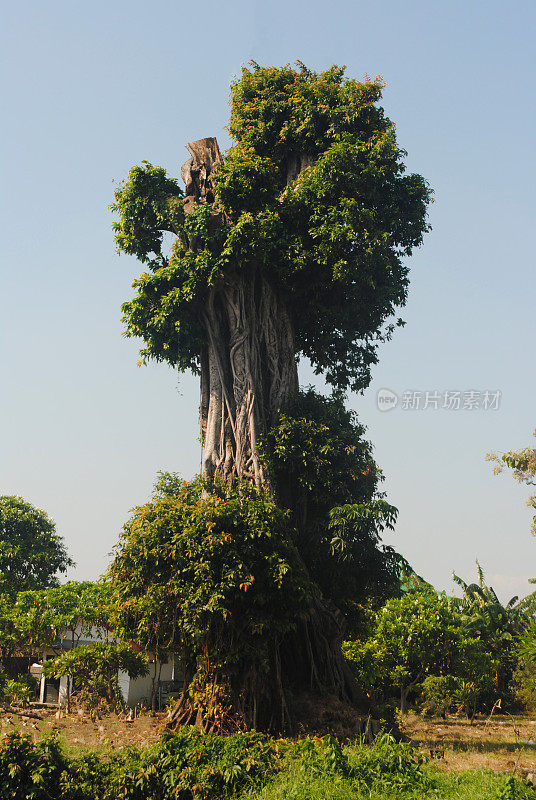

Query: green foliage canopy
left=261, top=389, right=400, bottom=613
left=0, top=581, right=111, bottom=670
left=12, top=581, right=111, bottom=652
left=0, top=496, right=73, bottom=596
left=107, top=478, right=311, bottom=686
left=343, top=593, right=493, bottom=713
left=113, top=63, right=431, bottom=392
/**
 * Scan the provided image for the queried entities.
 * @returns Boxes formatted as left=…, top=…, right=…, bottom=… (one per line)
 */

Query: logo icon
left=377, top=388, right=398, bottom=412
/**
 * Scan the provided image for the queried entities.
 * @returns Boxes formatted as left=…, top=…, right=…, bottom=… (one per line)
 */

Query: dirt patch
left=401, top=711, right=536, bottom=773
left=0, top=707, right=165, bottom=754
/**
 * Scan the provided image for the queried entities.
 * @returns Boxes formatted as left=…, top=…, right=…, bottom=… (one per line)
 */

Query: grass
left=246, top=762, right=531, bottom=800
left=243, top=737, right=536, bottom=800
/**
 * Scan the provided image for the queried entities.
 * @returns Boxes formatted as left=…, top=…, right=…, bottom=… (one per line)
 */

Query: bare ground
left=401, top=711, right=536, bottom=773
left=0, top=706, right=165, bottom=755
left=3, top=705, right=536, bottom=774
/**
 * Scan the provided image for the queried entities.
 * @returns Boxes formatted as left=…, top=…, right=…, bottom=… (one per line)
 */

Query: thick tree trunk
left=173, top=138, right=365, bottom=733
left=180, top=137, right=298, bottom=487
left=200, top=268, right=298, bottom=488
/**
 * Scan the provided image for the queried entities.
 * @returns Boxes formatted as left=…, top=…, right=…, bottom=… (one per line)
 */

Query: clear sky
left=2, top=0, right=535, bottom=600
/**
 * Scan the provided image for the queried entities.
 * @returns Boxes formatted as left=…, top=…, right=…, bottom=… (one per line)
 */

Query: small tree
left=0, top=497, right=72, bottom=597
left=344, top=593, right=491, bottom=714
left=43, top=642, right=147, bottom=717
left=487, top=430, right=536, bottom=536
left=12, top=582, right=112, bottom=711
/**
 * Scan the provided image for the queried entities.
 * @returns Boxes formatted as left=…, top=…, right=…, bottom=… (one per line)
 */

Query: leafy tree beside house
left=43, top=642, right=147, bottom=717
left=0, top=581, right=111, bottom=708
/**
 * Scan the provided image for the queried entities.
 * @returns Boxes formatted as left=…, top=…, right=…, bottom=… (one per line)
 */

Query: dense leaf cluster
left=344, top=562, right=536, bottom=716
left=343, top=593, right=494, bottom=715
left=44, top=642, right=148, bottom=715
left=107, top=390, right=403, bottom=707
left=107, top=478, right=311, bottom=689
left=0, top=581, right=111, bottom=666
left=261, top=389, right=401, bottom=612
left=113, top=63, right=431, bottom=391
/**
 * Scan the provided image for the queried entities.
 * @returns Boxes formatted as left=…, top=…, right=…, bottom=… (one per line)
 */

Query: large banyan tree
left=110, top=63, right=431, bottom=731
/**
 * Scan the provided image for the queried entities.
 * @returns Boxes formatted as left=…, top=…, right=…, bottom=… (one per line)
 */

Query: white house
left=33, top=622, right=182, bottom=709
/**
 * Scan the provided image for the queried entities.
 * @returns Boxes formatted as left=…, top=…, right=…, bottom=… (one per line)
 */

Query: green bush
left=5, top=727, right=531, bottom=800
left=288, top=733, right=429, bottom=794
left=108, top=477, right=312, bottom=726
left=294, top=735, right=351, bottom=779
left=350, top=733, right=429, bottom=792
left=420, top=675, right=459, bottom=717
left=0, top=733, right=68, bottom=800
left=0, top=727, right=277, bottom=800
left=104, top=727, right=278, bottom=800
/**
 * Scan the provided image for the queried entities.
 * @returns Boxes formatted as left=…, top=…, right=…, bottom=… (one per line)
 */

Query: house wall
left=124, top=659, right=174, bottom=707
left=58, top=676, right=70, bottom=707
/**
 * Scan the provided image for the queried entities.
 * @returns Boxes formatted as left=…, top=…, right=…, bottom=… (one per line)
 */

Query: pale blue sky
left=2, top=0, right=535, bottom=599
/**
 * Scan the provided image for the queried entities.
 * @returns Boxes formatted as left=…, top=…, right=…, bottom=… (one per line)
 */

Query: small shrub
left=126, top=727, right=277, bottom=799
left=0, top=726, right=277, bottom=800
left=350, top=732, right=430, bottom=791
left=420, top=674, right=458, bottom=717
left=289, top=732, right=429, bottom=794
left=1, top=674, right=38, bottom=707
left=295, top=735, right=350, bottom=779
left=498, top=775, right=517, bottom=800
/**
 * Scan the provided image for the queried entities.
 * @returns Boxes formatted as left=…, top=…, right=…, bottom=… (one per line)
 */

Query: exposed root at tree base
left=166, top=689, right=393, bottom=742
